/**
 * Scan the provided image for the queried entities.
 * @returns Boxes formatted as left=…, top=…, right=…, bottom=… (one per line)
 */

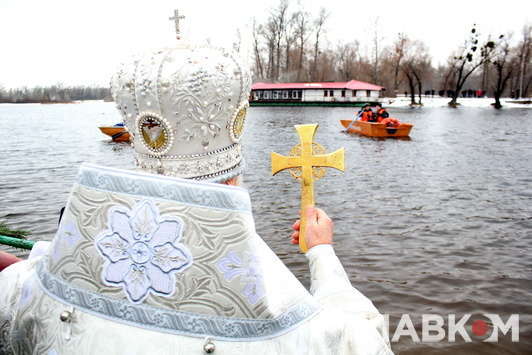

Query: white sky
left=0, top=0, right=530, bottom=88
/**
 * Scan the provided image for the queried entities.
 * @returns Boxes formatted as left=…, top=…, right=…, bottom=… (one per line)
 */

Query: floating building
left=250, top=80, right=384, bottom=106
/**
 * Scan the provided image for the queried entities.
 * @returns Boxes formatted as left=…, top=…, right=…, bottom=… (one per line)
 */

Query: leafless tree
left=252, top=19, right=265, bottom=79
left=371, top=17, right=383, bottom=84
left=390, top=33, right=408, bottom=96
left=515, top=24, right=531, bottom=98
left=293, top=9, right=311, bottom=81
left=269, top=0, right=290, bottom=80
left=491, top=34, right=516, bottom=108
left=447, top=25, right=496, bottom=106
left=400, top=39, right=431, bottom=105
left=336, top=42, right=359, bottom=81
left=310, top=8, right=329, bottom=81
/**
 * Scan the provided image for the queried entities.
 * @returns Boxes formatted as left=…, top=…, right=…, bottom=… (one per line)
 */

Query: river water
left=1, top=101, right=531, bottom=354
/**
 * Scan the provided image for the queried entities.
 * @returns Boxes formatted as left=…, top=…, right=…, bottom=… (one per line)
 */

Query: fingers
left=291, top=231, right=299, bottom=244
left=292, top=219, right=300, bottom=231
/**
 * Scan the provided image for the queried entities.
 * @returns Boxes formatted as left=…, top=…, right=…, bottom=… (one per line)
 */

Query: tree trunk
left=405, top=72, right=416, bottom=105
left=297, top=43, right=304, bottom=80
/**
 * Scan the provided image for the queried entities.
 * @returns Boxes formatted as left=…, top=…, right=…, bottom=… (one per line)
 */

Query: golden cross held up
left=271, top=124, right=345, bottom=253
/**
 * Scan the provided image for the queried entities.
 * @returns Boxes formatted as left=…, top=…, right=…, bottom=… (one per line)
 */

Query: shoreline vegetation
left=0, top=221, right=30, bottom=239
left=0, top=85, right=110, bottom=104
left=251, top=1, right=531, bottom=109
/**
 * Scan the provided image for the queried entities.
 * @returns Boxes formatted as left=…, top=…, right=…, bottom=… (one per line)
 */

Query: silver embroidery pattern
left=217, top=251, right=265, bottom=305
left=137, top=144, right=242, bottom=179
left=36, top=261, right=320, bottom=341
left=77, top=164, right=251, bottom=212
left=96, top=200, right=193, bottom=304
left=111, top=45, right=251, bottom=180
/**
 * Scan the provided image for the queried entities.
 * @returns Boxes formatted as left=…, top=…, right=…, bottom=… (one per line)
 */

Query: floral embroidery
left=52, top=220, right=82, bottom=262
left=216, top=251, right=265, bottom=305
left=96, top=201, right=193, bottom=303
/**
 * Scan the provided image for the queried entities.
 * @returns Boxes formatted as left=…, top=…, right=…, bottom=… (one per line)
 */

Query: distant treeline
left=251, top=0, right=532, bottom=107
left=0, top=85, right=110, bottom=103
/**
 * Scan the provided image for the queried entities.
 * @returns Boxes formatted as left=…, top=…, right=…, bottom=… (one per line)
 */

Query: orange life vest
left=361, top=109, right=375, bottom=122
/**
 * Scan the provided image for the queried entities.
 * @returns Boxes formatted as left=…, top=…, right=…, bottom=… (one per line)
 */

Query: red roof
left=251, top=80, right=384, bottom=91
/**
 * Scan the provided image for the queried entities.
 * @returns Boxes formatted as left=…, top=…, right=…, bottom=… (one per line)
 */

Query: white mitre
left=110, top=40, right=252, bottom=182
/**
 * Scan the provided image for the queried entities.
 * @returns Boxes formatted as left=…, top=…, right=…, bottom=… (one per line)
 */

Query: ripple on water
left=0, top=103, right=531, bottom=353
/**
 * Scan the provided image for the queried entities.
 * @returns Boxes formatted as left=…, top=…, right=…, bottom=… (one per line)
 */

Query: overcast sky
left=0, top=0, right=530, bottom=88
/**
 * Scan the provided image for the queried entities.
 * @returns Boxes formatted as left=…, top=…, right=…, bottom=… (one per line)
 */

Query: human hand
left=291, top=207, right=333, bottom=250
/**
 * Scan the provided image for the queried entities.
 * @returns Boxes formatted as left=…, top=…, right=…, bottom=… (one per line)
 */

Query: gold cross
left=271, top=124, right=344, bottom=252
left=169, top=9, right=185, bottom=40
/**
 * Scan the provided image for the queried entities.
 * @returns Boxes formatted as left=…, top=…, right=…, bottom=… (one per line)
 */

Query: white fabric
left=0, top=244, right=392, bottom=355
left=27, top=241, right=51, bottom=260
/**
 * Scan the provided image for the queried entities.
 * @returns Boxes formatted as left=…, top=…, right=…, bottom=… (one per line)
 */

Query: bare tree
left=447, top=25, right=496, bottom=106
left=400, top=39, right=431, bottom=105
left=293, top=9, right=311, bottom=81
left=252, top=19, right=265, bottom=79
left=391, top=33, right=408, bottom=96
left=271, top=0, right=290, bottom=80
left=515, top=24, right=531, bottom=98
left=371, top=17, right=383, bottom=84
left=491, top=34, right=516, bottom=108
left=310, top=8, right=329, bottom=81
left=261, top=18, right=277, bottom=80
left=283, top=12, right=298, bottom=76
left=336, top=42, right=359, bottom=81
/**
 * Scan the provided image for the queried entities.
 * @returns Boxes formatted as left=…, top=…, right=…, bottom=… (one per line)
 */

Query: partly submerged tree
left=448, top=25, right=496, bottom=107
left=401, top=38, right=431, bottom=105
left=491, top=34, right=516, bottom=109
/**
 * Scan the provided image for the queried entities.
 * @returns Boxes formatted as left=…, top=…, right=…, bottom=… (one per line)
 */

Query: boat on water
left=98, top=123, right=130, bottom=142
left=340, top=119, right=413, bottom=137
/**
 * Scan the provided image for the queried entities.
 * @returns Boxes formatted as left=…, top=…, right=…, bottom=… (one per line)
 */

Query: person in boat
left=375, top=103, right=389, bottom=122
left=375, top=103, right=400, bottom=128
left=0, top=38, right=391, bottom=355
left=359, top=104, right=377, bottom=122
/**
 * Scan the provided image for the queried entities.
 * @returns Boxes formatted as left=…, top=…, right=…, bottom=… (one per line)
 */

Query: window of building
left=352, top=90, right=356, bottom=97
left=324, top=90, right=328, bottom=97
left=263, top=91, right=270, bottom=99
left=329, top=90, right=334, bottom=97
left=341, top=90, right=346, bottom=97
left=366, top=90, right=371, bottom=97
left=283, top=91, right=289, bottom=99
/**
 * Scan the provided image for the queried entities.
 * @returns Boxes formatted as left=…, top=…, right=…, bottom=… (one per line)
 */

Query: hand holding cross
left=271, top=124, right=344, bottom=253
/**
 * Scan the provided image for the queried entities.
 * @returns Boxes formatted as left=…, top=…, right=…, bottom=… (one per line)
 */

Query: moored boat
left=98, top=124, right=131, bottom=142
left=340, top=119, right=413, bottom=137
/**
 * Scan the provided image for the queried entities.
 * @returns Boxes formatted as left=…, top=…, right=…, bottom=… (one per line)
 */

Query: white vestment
left=0, top=164, right=392, bottom=355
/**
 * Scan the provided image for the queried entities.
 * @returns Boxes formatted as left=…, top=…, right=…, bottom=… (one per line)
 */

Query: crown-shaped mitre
left=111, top=43, right=252, bottom=182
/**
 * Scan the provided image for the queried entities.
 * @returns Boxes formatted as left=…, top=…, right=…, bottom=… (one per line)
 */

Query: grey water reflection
left=0, top=102, right=531, bottom=354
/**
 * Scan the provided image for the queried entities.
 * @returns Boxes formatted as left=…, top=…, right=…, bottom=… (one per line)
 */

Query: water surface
left=1, top=102, right=531, bottom=354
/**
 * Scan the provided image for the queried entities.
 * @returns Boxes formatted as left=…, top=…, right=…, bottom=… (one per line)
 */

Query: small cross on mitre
left=169, top=9, right=185, bottom=40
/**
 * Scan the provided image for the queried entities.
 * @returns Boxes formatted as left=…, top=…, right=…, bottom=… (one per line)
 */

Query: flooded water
left=1, top=101, right=531, bottom=354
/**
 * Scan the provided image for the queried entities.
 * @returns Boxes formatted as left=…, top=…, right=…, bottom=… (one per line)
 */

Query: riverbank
left=384, top=96, right=532, bottom=108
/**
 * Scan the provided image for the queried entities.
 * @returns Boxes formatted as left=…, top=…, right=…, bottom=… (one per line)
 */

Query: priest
left=0, top=34, right=392, bottom=355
